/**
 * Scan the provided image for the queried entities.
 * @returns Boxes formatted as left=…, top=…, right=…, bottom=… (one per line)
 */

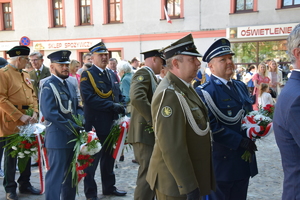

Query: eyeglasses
left=21, top=57, right=30, bottom=62
left=30, top=59, right=41, bottom=62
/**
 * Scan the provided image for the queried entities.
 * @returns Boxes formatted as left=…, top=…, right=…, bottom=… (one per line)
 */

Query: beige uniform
left=0, top=64, right=38, bottom=137
left=127, top=67, right=158, bottom=200
left=146, top=71, right=216, bottom=197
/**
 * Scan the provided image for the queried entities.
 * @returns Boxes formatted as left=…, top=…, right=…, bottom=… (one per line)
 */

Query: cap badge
left=161, top=106, right=172, bottom=117
left=137, top=75, right=144, bottom=82
left=62, top=51, right=67, bottom=56
left=16, top=51, right=21, bottom=55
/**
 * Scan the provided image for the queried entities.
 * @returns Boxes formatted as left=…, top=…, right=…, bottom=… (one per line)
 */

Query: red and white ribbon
left=113, top=117, right=130, bottom=161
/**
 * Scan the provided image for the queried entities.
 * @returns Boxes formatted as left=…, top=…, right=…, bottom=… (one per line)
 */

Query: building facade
left=0, top=0, right=299, bottom=68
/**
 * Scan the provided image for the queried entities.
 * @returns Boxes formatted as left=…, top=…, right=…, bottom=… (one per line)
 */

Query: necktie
left=103, top=70, right=110, bottom=81
left=114, top=70, right=120, bottom=82
left=37, top=70, right=41, bottom=78
left=63, top=80, right=69, bottom=92
left=227, top=81, right=233, bottom=90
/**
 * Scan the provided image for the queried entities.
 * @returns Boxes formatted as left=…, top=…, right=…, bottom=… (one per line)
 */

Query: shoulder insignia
left=23, top=70, right=28, bottom=74
left=137, top=75, right=144, bottom=82
left=199, top=81, right=210, bottom=89
left=161, top=106, right=172, bottom=117
left=81, top=77, right=88, bottom=82
left=213, top=79, right=222, bottom=85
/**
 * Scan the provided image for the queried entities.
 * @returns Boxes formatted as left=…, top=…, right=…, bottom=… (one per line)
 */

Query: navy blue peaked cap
left=202, top=38, right=235, bottom=63
left=89, top=42, right=108, bottom=54
left=47, top=50, right=71, bottom=64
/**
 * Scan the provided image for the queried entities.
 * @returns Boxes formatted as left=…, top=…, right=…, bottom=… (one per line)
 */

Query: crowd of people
left=0, top=23, right=300, bottom=200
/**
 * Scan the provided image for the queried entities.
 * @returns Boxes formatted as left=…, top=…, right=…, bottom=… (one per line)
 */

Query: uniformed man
left=40, top=50, right=84, bottom=200
left=80, top=42, right=127, bottom=200
left=146, top=34, right=216, bottom=200
left=127, top=49, right=165, bottom=200
left=196, top=38, right=258, bottom=200
left=0, top=46, right=40, bottom=200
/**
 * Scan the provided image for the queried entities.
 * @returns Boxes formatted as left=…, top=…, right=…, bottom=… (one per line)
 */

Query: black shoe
left=86, top=197, right=98, bottom=200
left=132, top=159, right=138, bottom=164
left=103, top=188, right=127, bottom=196
left=19, top=186, right=41, bottom=195
left=31, top=162, right=38, bottom=167
left=119, top=155, right=124, bottom=161
left=6, top=192, right=18, bottom=200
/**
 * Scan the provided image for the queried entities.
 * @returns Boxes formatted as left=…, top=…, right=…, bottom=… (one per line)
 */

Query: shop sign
left=0, top=42, right=19, bottom=51
left=33, top=39, right=101, bottom=50
left=236, top=23, right=298, bottom=38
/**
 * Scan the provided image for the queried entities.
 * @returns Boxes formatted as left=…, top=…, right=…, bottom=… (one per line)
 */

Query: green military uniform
left=127, top=66, right=158, bottom=200
left=146, top=71, right=215, bottom=197
left=0, top=64, right=38, bottom=137
left=29, top=65, right=51, bottom=99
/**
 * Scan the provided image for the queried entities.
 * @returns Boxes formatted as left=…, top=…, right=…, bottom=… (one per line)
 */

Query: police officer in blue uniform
left=80, top=42, right=127, bottom=200
left=40, top=50, right=84, bottom=200
left=196, top=38, right=258, bottom=200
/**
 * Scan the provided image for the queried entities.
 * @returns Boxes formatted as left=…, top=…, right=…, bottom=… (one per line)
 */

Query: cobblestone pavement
left=0, top=132, right=283, bottom=200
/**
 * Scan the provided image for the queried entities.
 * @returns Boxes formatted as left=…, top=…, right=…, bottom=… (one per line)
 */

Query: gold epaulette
left=86, top=71, right=114, bottom=99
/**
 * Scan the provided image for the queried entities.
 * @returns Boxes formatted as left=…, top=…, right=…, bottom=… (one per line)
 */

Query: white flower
left=18, top=152, right=24, bottom=157
left=30, top=147, right=37, bottom=151
left=18, top=155, right=25, bottom=158
left=24, top=150, right=31, bottom=154
left=80, top=145, right=89, bottom=155
left=12, top=146, right=18, bottom=150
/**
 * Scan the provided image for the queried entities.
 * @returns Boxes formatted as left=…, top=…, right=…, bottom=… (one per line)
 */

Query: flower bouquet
left=241, top=104, right=275, bottom=162
left=66, top=115, right=101, bottom=190
left=104, top=116, right=130, bottom=161
left=3, top=107, right=45, bottom=173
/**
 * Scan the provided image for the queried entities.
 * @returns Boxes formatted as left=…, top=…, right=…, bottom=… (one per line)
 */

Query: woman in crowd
left=117, top=60, right=133, bottom=115
left=268, top=59, right=283, bottom=98
left=69, top=59, right=81, bottom=84
left=252, top=62, right=270, bottom=110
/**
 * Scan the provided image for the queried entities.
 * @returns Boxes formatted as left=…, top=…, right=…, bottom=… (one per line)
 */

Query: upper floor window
left=166, top=0, right=181, bottom=18
left=236, top=0, right=253, bottom=12
left=282, top=0, right=300, bottom=7
left=2, top=3, right=12, bottom=30
left=108, top=0, right=120, bottom=23
left=53, top=0, right=63, bottom=26
left=80, top=0, right=90, bottom=24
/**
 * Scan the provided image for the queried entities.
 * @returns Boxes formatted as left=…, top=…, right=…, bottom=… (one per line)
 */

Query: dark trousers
left=208, top=178, right=249, bottom=200
left=84, top=135, right=116, bottom=198
left=3, top=140, right=32, bottom=193
left=45, top=148, right=76, bottom=200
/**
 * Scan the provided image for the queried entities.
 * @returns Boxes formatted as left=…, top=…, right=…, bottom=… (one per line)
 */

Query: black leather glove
left=186, top=188, right=200, bottom=200
left=75, top=126, right=85, bottom=134
left=239, top=138, right=258, bottom=154
left=112, top=103, right=125, bottom=114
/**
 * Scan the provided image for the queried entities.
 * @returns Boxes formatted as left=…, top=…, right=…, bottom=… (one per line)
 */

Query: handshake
left=112, top=103, right=126, bottom=115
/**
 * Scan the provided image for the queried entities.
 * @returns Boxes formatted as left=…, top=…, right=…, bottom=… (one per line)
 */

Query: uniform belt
left=14, top=105, right=29, bottom=109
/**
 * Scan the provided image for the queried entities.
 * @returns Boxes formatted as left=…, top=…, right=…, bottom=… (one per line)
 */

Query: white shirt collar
left=35, top=64, right=44, bottom=72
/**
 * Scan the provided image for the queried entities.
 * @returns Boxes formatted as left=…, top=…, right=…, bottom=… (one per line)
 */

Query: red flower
left=21, top=141, right=28, bottom=144
left=24, top=143, right=32, bottom=149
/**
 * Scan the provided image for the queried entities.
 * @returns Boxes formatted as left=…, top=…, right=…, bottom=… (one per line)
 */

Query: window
left=53, top=0, right=63, bottom=26
left=103, top=0, right=122, bottom=24
left=108, top=0, right=120, bottom=23
left=80, top=0, right=90, bottom=24
left=282, top=0, right=300, bottom=7
left=236, top=0, right=253, bottom=12
left=230, top=0, right=257, bottom=14
left=2, top=3, right=11, bottom=30
left=166, top=0, right=181, bottom=18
